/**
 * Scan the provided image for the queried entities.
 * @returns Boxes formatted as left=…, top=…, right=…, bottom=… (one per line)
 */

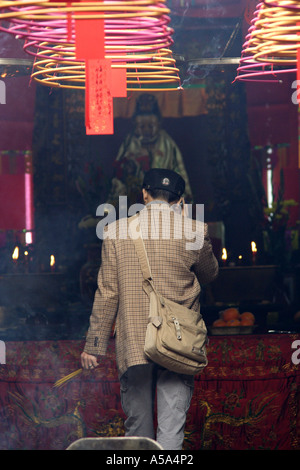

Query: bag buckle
left=172, top=317, right=182, bottom=340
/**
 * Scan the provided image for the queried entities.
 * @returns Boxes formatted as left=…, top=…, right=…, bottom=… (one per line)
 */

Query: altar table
left=0, top=334, right=299, bottom=450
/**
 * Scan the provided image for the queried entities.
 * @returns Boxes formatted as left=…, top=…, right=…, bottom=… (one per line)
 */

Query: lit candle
left=12, top=246, right=19, bottom=271
left=50, top=255, right=55, bottom=273
left=221, top=248, right=227, bottom=266
left=24, top=250, right=29, bottom=273
left=238, top=254, right=243, bottom=265
left=251, top=241, right=257, bottom=265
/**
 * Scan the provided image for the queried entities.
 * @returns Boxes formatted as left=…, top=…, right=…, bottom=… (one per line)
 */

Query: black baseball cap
left=142, top=168, right=185, bottom=197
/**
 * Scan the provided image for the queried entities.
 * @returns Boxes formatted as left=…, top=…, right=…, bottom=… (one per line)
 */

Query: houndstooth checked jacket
left=83, top=203, right=219, bottom=377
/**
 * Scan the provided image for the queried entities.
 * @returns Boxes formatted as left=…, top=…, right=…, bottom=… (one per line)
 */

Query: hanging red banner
left=111, top=68, right=127, bottom=98
left=85, top=59, right=114, bottom=135
left=73, top=2, right=126, bottom=134
left=297, top=23, right=300, bottom=168
left=74, top=17, right=105, bottom=60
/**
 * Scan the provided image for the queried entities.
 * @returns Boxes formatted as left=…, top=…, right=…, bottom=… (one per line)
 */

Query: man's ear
left=175, top=197, right=183, bottom=208
left=142, top=188, right=148, bottom=203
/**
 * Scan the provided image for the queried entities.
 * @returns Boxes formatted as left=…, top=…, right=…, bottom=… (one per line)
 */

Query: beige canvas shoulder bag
left=128, top=214, right=208, bottom=376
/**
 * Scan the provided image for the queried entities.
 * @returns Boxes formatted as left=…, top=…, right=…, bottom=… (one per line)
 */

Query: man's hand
left=81, top=352, right=99, bottom=370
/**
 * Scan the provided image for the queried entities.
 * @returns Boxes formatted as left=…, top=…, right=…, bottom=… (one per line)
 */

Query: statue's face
left=134, top=114, right=160, bottom=144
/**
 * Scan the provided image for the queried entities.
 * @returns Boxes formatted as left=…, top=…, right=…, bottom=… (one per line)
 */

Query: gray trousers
left=120, top=364, right=194, bottom=450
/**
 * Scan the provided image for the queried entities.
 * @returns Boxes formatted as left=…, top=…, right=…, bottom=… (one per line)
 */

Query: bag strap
left=128, top=214, right=152, bottom=280
left=128, top=214, right=157, bottom=298
left=128, top=214, right=164, bottom=325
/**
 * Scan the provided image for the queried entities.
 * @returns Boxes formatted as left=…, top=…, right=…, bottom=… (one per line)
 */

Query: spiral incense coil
left=235, top=2, right=278, bottom=82
left=0, top=1, right=173, bottom=51
left=30, top=47, right=180, bottom=90
left=20, top=19, right=174, bottom=58
left=263, top=0, right=300, bottom=10
left=235, top=0, right=300, bottom=81
left=250, top=3, right=300, bottom=64
left=0, top=0, right=180, bottom=90
left=244, top=0, right=300, bottom=64
left=0, top=0, right=170, bottom=21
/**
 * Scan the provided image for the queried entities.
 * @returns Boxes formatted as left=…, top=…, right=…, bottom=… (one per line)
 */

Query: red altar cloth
left=0, top=334, right=299, bottom=450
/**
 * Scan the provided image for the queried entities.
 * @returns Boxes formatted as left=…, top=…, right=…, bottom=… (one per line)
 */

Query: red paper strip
left=85, top=59, right=114, bottom=135
left=67, top=2, right=72, bottom=42
left=75, top=18, right=105, bottom=60
left=297, top=23, right=300, bottom=168
left=54, top=0, right=72, bottom=40
left=111, top=67, right=127, bottom=97
left=74, top=6, right=108, bottom=134
left=111, top=53, right=127, bottom=98
left=297, top=31, right=300, bottom=83
left=73, top=3, right=127, bottom=134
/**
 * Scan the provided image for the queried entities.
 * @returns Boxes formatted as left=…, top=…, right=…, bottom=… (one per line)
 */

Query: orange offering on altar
left=212, top=319, right=227, bottom=327
left=240, top=312, right=255, bottom=325
left=227, top=318, right=241, bottom=326
left=221, top=308, right=240, bottom=322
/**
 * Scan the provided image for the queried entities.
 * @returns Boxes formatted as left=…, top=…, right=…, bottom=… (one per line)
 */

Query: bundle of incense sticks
left=53, top=368, right=82, bottom=388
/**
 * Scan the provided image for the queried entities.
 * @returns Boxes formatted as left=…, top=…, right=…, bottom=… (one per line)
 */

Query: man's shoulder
left=104, top=217, right=129, bottom=240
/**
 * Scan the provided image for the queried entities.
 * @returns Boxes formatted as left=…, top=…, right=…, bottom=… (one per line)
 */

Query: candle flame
left=221, top=248, right=227, bottom=260
left=50, top=255, right=55, bottom=267
left=12, top=246, right=19, bottom=260
left=251, top=241, right=257, bottom=253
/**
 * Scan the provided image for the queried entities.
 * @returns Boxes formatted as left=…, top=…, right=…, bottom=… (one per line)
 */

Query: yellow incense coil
left=244, top=0, right=300, bottom=65
left=30, top=47, right=180, bottom=90
left=0, top=0, right=170, bottom=21
left=0, top=0, right=180, bottom=91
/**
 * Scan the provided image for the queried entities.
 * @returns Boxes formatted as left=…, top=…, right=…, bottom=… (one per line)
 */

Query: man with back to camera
left=81, top=168, right=219, bottom=450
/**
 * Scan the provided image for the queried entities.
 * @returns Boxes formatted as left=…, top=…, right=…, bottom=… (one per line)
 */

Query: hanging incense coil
left=29, top=46, right=179, bottom=90
left=235, top=0, right=299, bottom=82
left=250, top=1, right=300, bottom=64
left=0, top=0, right=170, bottom=21
left=0, top=0, right=181, bottom=90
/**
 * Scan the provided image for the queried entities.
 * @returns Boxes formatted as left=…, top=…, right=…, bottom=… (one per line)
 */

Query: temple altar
left=0, top=334, right=299, bottom=450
